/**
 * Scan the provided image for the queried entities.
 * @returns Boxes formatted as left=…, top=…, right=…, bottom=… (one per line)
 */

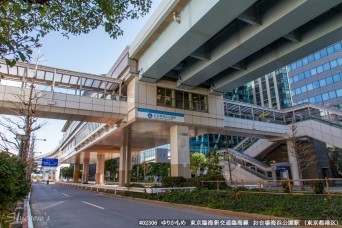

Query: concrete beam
left=177, top=0, right=340, bottom=90
left=138, top=0, right=256, bottom=83
left=237, top=3, right=260, bottom=26
left=210, top=8, right=342, bottom=94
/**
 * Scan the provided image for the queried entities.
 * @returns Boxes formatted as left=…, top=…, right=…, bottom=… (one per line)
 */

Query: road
left=30, top=183, right=241, bottom=228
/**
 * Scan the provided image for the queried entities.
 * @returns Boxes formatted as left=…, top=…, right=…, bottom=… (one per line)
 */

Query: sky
left=2, top=0, right=162, bottom=157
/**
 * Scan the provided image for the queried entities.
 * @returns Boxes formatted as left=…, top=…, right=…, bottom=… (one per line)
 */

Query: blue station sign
left=41, top=158, right=58, bottom=167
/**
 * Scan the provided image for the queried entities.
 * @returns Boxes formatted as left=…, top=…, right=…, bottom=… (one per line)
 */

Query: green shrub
left=124, top=190, right=342, bottom=222
left=188, top=174, right=230, bottom=190
left=161, top=176, right=187, bottom=187
left=311, top=181, right=324, bottom=194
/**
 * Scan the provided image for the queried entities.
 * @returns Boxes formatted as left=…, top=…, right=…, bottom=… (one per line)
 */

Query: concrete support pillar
left=82, top=158, right=90, bottom=183
left=95, top=154, right=105, bottom=185
left=170, top=125, right=190, bottom=178
left=287, top=140, right=300, bottom=186
left=73, top=163, right=80, bottom=183
left=119, top=141, right=131, bottom=186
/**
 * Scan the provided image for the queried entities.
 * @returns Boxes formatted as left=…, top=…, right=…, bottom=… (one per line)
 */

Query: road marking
left=62, top=193, right=70, bottom=197
left=82, top=201, right=104, bottom=210
left=41, top=201, right=65, bottom=210
left=53, top=189, right=58, bottom=192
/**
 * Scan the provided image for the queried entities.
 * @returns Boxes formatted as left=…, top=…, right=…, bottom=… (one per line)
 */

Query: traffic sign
left=41, top=158, right=58, bottom=167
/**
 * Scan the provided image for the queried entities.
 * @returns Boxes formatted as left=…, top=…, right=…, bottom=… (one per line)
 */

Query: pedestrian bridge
left=224, top=100, right=342, bottom=149
left=0, top=60, right=127, bottom=123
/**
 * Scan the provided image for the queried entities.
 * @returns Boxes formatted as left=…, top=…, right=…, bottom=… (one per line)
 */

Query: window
left=293, top=75, right=299, bottom=82
left=311, top=68, right=317, bottom=76
left=333, top=42, right=341, bottom=52
left=307, top=83, right=313, bottom=91
left=323, top=63, right=330, bottom=71
left=309, top=97, right=315, bottom=103
left=313, top=81, right=320, bottom=89
left=304, top=71, right=311, bottom=78
left=319, top=79, right=326, bottom=87
left=302, top=57, right=308, bottom=65
left=308, top=55, right=314, bottom=63
left=327, top=46, right=334, bottom=54
left=329, top=91, right=336, bottom=99
left=165, top=88, right=172, bottom=107
left=333, top=74, right=341, bottom=82
left=184, top=92, right=191, bottom=110
left=317, top=65, right=323, bottom=74
left=330, top=60, right=338, bottom=68
left=301, top=85, right=307, bottom=93
left=175, top=91, right=184, bottom=109
left=295, top=88, right=301, bottom=95
left=322, top=93, right=329, bottom=101
left=156, top=87, right=208, bottom=112
left=336, top=89, right=342, bottom=97
left=337, top=57, right=342, bottom=65
left=296, top=60, right=303, bottom=68
left=314, top=52, right=320, bottom=60
left=326, top=76, right=333, bottom=85
left=315, top=95, right=322, bottom=103
left=320, top=49, right=328, bottom=58
left=298, top=73, right=304, bottom=80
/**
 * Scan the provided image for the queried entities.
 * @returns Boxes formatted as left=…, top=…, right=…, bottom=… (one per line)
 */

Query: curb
left=27, top=192, right=33, bottom=228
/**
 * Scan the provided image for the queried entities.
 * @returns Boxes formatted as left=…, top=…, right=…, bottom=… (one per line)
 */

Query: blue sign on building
left=41, top=158, right=58, bottom=167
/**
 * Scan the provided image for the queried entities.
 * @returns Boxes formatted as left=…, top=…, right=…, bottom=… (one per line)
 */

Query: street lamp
left=16, top=134, right=29, bottom=159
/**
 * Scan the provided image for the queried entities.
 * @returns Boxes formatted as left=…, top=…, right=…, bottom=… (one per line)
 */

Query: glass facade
left=157, top=87, right=208, bottom=112
left=138, top=134, right=238, bottom=163
left=224, top=67, right=291, bottom=110
left=140, top=144, right=170, bottom=163
left=288, top=41, right=342, bottom=72
left=288, top=41, right=342, bottom=107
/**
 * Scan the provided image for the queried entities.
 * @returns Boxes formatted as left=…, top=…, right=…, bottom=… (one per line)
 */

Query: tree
left=60, top=166, right=74, bottom=180
left=0, top=52, right=47, bottom=180
left=0, top=151, right=30, bottom=227
left=287, top=124, right=316, bottom=182
left=190, top=152, right=207, bottom=177
left=140, top=161, right=152, bottom=180
left=149, top=162, right=170, bottom=178
left=207, top=151, right=222, bottom=176
left=105, top=159, right=118, bottom=181
left=327, top=146, right=342, bottom=178
left=0, top=0, right=152, bottom=66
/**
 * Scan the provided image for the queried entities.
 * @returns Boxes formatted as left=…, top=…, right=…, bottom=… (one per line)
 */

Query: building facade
left=224, top=67, right=292, bottom=110
left=288, top=41, right=342, bottom=108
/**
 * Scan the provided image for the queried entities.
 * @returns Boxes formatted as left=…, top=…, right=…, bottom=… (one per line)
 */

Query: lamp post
left=28, top=136, right=46, bottom=180
left=16, top=134, right=30, bottom=160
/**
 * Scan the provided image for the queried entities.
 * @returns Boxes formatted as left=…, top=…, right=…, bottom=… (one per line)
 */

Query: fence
left=201, top=178, right=342, bottom=194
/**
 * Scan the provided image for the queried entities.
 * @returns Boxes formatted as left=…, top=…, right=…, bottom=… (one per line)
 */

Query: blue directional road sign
left=41, top=158, right=58, bottom=167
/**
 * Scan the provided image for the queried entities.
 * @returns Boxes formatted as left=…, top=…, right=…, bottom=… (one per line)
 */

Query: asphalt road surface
left=30, top=183, right=243, bottom=228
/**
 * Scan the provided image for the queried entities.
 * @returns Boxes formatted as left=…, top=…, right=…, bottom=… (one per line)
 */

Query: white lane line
left=62, top=193, right=70, bottom=197
left=41, top=201, right=65, bottom=210
left=82, top=201, right=105, bottom=210
left=53, top=189, right=58, bottom=192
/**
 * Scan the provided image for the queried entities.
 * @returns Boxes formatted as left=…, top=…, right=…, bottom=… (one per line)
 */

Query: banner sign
left=137, top=108, right=184, bottom=122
